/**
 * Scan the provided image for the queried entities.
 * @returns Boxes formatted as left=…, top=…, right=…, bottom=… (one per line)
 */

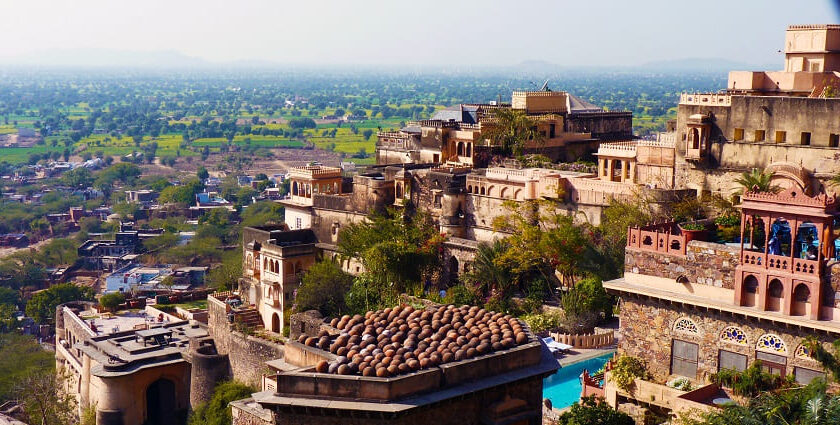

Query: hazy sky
left=1, top=0, right=838, bottom=67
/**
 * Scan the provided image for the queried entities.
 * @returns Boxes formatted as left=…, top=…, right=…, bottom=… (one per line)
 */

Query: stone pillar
left=810, top=281, right=822, bottom=320
left=607, top=159, right=615, bottom=182
left=782, top=278, right=793, bottom=316
left=758, top=274, right=768, bottom=311
left=629, top=161, right=636, bottom=183
left=597, top=159, right=605, bottom=180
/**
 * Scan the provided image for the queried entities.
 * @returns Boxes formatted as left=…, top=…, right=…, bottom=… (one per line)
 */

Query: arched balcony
left=734, top=186, right=837, bottom=320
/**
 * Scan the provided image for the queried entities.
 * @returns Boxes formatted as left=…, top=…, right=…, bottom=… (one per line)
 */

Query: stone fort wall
left=207, top=296, right=284, bottom=388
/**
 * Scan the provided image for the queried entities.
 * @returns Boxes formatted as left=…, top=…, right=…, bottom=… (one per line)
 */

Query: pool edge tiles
left=542, top=351, right=615, bottom=409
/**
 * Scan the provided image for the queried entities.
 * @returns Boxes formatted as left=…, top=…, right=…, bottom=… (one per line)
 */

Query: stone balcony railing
left=640, top=133, right=676, bottom=148
left=679, top=93, right=732, bottom=106
left=596, top=141, right=638, bottom=158
left=288, top=166, right=342, bottom=179
left=548, top=330, right=615, bottom=349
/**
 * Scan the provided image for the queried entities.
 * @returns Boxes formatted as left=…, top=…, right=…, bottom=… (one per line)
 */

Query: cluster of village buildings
left=43, top=24, right=840, bottom=425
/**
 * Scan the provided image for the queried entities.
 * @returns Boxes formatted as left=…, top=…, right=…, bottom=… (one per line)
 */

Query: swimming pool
left=542, top=352, right=614, bottom=409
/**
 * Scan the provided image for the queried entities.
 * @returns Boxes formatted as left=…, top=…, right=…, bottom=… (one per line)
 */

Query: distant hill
left=636, top=58, right=777, bottom=72
left=5, top=48, right=211, bottom=68
left=513, top=58, right=777, bottom=74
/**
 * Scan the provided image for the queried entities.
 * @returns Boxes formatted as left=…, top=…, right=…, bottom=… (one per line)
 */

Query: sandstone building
left=55, top=302, right=228, bottom=425
left=375, top=90, right=632, bottom=165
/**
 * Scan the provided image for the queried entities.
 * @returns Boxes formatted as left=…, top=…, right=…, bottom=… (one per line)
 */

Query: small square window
left=755, top=130, right=765, bottom=142
left=775, top=131, right=786, bottom=143
left=830, top=134, right=839, bottom=147
left=800, top=132, right=811, bottom=146
left=733, top=128, right=744, bottom=141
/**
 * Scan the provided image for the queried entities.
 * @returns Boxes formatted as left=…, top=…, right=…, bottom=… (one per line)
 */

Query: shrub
left=680, top=222, right=707, bottom=231
left=668, top=377, right=694, bottom=391
left=611, top=355, right=651, bottom=392
left=711, top=361, right=793, bottom=397
left=521, top=312, right=561, bottom=334
left=556, top=396, right=633, bottom=425
left=443, top=285, right=479, bottom=306
left=188, top=381, right=255, bottom=425
left=99, top=292, right=126, bottom=312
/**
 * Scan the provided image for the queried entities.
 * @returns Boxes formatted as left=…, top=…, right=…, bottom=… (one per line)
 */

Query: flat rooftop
left=268, top=304, right=552, bottom=405
left=75, top=318, right=207, bottom=377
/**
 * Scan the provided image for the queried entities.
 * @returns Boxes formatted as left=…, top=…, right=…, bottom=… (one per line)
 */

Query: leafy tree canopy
left=25, top=283, right=95, bottom=324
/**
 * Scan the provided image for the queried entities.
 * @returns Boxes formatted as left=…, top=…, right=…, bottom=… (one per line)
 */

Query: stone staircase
left=233, top=307, right=263, bottom=329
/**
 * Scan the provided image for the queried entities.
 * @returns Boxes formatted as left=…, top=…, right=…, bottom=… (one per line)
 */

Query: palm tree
left=735, top=168, right=781, bottom=193
left=480, top=108, right=543, bottom=156
left=465, top=240, right=513, bottom=299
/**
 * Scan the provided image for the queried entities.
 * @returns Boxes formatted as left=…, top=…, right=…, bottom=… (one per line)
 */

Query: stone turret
left=186, top=337, right=229, bottom=409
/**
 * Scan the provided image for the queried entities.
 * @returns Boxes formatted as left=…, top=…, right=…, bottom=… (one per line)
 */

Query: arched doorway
left=742, top=275, right=759, bottom=307
left=271, top=313, right=280, bottom=333
left=792, top=284, right=810, bottom=316
left=767, top=279, right=784, bottom=312
left=146, top=379, right=177, bottom=425
left=449, top=256, right=459, bottom=284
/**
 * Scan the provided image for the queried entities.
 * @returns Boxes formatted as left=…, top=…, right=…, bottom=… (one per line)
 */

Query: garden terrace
left=627, top=221, right=687, bottom=256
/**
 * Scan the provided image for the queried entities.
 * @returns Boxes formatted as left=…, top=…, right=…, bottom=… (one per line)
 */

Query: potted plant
left=714, top=215, right=741, bottom=243
left=679, top=221, right=708, bottom=244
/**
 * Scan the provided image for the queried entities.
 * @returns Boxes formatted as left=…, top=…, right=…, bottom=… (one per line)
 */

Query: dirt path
left=0, top=238, right=53, bottom=259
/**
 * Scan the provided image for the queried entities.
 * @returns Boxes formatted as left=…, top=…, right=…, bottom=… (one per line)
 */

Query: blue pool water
left=542, top=352, right=614, bottom=409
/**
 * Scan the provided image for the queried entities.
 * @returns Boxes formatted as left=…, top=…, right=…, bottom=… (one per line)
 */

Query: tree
left=481, top=108, right=543, bottom=156
left=197, top=166, right=210, bottom=181
left=159, top=178, right=204, bottom=206
left=25, top=283, right=95, bottom=324
left=493, top=200, right=601, bottom=288
left=464, top=239, right=514, bottom=301
left=294, top=260, right=354, bottom=317
left=736, top=168, right=781, bottom=194
left=60, top=167, right=94, bottom=188
left=112, top=202, right=139, bottom=220
left=555, top=396, right=633, bottom=425
left=0, top=287, right=19, bottom=307
left=14, top=371, right=78, bottom=425
left=0, top=334, right=55, bottom=402
left=337, top=209, right=444, bottom=298
left=362, top=129, right=374, bottom=140
left=99, top=292, right=125, bottom=312
left=207, top=251, right=242, bottom=291
left=188, top=381, right=255, bottom=425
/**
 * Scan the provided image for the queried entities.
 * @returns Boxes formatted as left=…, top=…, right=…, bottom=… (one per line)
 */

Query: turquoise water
left=542, top=352, right=614, bottom=408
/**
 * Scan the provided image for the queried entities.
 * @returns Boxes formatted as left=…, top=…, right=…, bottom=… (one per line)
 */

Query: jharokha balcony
left=734, top=187, right=837, bottom=320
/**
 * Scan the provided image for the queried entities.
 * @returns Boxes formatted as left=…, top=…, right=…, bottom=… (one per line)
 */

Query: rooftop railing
left=679, top=93, right=732, bottom=106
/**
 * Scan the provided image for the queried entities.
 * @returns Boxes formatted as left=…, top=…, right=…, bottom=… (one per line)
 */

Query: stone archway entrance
left=146, top=378, right=177, bottom=425
left=272, top=313, right=281, bottom=333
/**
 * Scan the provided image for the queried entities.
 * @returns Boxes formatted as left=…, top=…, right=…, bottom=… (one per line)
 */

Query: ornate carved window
left=795, top=344, right=816, bottom=361
left=720, top=326, right=747, bottom=345
left=756, top=334, right=787, bottom=354
left=673, top=317, right=699, bottom=334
